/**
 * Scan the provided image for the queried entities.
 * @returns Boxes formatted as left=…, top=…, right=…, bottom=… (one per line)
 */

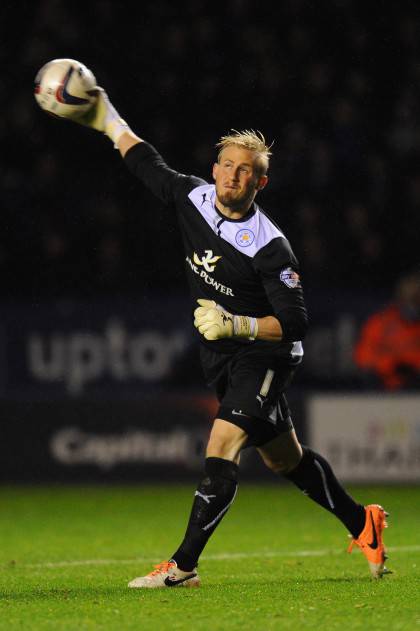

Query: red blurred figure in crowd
left=354, top=270, right=420, bottom=389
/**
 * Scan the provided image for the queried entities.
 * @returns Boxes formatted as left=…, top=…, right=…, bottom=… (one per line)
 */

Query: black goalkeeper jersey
left=124, top=142, right=308, bottom=359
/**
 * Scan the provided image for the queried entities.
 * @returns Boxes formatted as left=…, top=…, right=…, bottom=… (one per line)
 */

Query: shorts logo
left=235, top=229, right=255, bottom=247
left=280, top=267, right=301, bottom=289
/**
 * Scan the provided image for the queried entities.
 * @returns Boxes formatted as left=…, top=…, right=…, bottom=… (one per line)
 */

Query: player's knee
left=206, top=437, right=237, bottom=460
left=261, top=452, right=302, bottom=475
left=206, top=419, right=248, bottom=461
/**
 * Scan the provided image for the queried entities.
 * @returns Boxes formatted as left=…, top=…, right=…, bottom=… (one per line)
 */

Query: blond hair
left=216, top=129, right=273, bottom=176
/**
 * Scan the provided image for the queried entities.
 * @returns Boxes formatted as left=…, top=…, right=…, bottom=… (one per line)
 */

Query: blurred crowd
left=2, top=0, right=420, bottom=298
left=353, top=268, right=420, bottom=389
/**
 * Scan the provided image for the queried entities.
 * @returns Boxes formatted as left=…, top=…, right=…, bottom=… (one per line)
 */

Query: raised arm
left=77, top=89, right=201, bottom=204
left=118, top=131, right=143, bottom=158
left=77, top=88, right=141, bottom=155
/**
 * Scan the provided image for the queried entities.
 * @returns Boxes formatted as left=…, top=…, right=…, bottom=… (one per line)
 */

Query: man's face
left=212, top=145, right=268, bottom=212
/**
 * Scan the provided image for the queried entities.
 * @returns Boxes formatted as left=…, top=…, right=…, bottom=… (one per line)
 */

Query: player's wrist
left=232, top=315, right=258, bottom=340
left=106, top=117, right=131, bottom=146
left=99, top=92, right=132, bottom=146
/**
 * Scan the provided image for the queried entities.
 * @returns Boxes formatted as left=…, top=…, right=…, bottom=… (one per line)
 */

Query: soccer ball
left=34, top=58, right=97, bottom=120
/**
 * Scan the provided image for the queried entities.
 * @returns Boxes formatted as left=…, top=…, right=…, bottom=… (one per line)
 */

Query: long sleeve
left=252, top=237, right=308, bottom=342
left=124, top=142, right=204, bottom=205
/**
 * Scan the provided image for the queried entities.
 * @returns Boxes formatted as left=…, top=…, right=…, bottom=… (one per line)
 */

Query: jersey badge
left=193, top=250, right=222, bottom=273
left=235, top=229, right=255, bottom=247
left=280, top=267, right=301, bottom=288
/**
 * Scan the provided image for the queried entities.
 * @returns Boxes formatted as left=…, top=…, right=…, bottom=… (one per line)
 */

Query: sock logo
left=195, top=490, right=216, bottom=504
left=367, top=513, right=379, bottom=549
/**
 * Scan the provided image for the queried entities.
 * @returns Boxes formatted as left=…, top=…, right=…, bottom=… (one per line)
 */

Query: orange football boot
left=348, top=504, right=390, bottom=578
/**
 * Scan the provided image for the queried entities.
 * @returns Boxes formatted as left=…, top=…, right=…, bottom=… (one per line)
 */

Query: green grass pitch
left=0, top=484, right=419, bottom=630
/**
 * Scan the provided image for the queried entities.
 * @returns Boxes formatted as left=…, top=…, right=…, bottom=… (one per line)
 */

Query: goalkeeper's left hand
left=194, top=299, right=258, bottom=341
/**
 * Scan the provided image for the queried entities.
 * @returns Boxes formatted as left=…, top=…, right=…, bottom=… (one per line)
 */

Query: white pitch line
left=20, top=545, right=420, bottom=569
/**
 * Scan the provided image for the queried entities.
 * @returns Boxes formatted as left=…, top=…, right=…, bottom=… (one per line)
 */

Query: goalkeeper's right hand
left=77, top=88, right=130, bottom=146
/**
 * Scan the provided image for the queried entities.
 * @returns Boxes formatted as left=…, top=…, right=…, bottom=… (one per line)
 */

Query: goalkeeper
left=72, top=89, right=389, bottom=586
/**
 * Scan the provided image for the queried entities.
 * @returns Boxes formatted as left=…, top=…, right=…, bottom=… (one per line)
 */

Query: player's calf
left=170, top=456, right=238, bottom=571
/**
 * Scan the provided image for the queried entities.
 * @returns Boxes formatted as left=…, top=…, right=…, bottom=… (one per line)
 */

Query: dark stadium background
left=1, top=0, right=419, bottom=482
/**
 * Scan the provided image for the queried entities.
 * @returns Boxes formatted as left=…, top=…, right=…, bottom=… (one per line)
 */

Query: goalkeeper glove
left=194, top=299, right=258, bottom=341
left=77, top=88, right=130, bottom=146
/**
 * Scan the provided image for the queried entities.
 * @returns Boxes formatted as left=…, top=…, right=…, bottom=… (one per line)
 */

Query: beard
left=216, top=183, right=256, bottom=212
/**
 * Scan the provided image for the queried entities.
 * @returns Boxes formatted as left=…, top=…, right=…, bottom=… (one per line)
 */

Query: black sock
left=284, top=446, right=365, bottom=538
left=171, top=457, right=238, bottom=571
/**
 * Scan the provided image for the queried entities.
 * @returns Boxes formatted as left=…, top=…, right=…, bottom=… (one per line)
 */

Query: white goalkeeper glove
left=77, top=88, right=131, bottom=146
left=194, top=299, right=258, bottom=341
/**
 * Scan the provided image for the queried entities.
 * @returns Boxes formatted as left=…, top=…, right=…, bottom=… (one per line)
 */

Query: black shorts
left=200, top=344, right=299, bottom=447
